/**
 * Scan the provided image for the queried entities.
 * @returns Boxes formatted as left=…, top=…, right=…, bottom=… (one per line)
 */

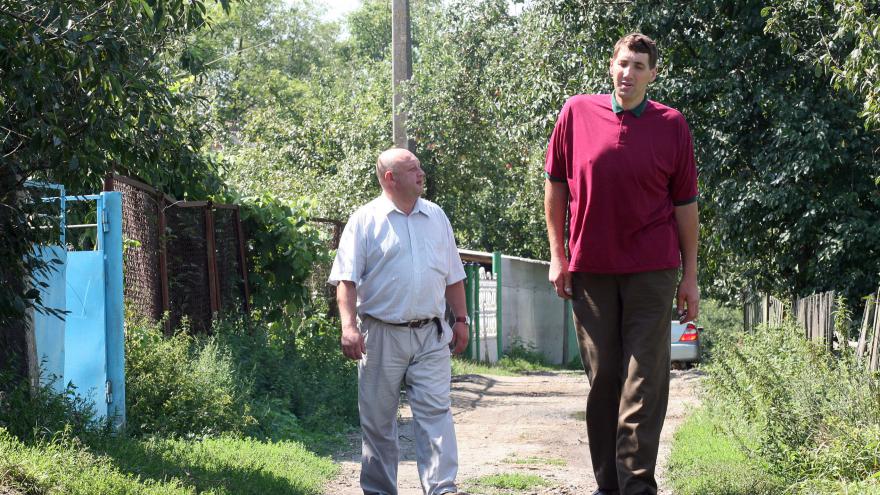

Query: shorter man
left=329, top=148, right=469, bottom=495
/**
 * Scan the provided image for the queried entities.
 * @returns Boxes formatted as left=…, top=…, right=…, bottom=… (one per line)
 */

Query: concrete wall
left=462, top=251, right=577, bottom=364
left=499, top=255, right=572, bottom=364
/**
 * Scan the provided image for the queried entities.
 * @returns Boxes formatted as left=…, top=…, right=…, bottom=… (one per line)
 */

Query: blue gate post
left=102, top=192, right=126, bottom=431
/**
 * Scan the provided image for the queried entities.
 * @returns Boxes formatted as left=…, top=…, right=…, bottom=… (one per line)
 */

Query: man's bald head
left=376, top=148, right=419, bottom=185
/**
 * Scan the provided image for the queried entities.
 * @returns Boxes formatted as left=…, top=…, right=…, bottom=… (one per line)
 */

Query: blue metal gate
left=29, top=184, right=125, bottom=430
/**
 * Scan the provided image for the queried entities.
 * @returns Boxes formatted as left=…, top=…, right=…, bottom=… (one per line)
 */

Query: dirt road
left=325, top=368, right=703, bottom=494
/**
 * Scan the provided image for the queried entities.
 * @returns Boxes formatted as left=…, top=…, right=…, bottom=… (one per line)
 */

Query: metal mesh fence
left=106, top=175, right=249, bottom=334
left=214, top=207, right=246, bottom=314
left=165, top=204, right=213, bottom=333
left=115, top=179, right=163, bottom=323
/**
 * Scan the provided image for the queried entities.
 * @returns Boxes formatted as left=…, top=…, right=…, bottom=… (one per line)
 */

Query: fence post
left=762, top=293, right=770, bottom=325
left=493, top=251, right=503, bottom=361
left=856, top=294, right=875, bottom=361
left=463, top=263, right=474, bottom=359
left=204, top=203, right=221, bottom=319
left=474, top=267, right=481, bottom=362
left=157, top=193, right=171, bottom=335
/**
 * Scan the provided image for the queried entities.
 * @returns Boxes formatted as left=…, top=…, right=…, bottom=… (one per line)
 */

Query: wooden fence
left=856, top=288, right=880, bottom=372
left=744, top=287, right=880, bottom=371
left=792, top=291, right=836, bottom=352
left=743, top=293, right=784, bottom=332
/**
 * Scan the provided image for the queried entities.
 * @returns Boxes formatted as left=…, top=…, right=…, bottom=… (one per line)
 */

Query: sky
left=307, top=0, right=362, bottom=21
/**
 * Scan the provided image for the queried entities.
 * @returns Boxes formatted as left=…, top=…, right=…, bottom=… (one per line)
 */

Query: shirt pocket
left=424, top=233, right=448, bottom=276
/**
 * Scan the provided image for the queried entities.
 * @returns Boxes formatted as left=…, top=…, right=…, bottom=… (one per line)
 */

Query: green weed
left=470, top=472, right=549, bottom=490
left=697, top=316, right=880, bottom=488
left=501, top=454, right=566, bottom=466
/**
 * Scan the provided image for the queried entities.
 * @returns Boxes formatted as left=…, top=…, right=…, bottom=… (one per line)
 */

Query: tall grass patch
left=124, top=313, right=358, bottom=442
left=703, top=320, right=880, bottom=489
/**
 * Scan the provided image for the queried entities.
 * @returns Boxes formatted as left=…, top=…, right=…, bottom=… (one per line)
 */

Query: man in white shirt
left=329, top=147, right=469, bottom=495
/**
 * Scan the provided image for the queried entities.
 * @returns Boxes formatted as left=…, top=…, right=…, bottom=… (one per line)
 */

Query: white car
left=671, top=320, right=702, bottom=366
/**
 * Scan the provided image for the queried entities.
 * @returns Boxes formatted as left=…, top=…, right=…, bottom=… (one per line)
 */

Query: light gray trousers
left=358, top=316, right=459, bottom=495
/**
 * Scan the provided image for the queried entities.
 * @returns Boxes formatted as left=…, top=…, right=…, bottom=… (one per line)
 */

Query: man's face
left=609, top=46, right=657, bottom=105
left=391, top=157, right=425, bottom=198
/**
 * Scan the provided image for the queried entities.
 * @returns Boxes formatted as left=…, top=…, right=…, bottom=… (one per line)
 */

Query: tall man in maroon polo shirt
left=544, top=33, right=699, bottom=495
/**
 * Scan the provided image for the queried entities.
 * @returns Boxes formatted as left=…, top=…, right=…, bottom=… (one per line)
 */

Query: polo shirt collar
left=610, top=92, right=649, bottom=117
left=377, top=194, right=430, bottom=217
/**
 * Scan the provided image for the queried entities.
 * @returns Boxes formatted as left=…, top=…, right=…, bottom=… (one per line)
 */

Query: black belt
left=367, top=315, right=443, bottom=340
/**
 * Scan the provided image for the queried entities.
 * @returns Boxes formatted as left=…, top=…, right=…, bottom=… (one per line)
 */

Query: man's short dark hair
left=612, top=33, right=658, bottom=69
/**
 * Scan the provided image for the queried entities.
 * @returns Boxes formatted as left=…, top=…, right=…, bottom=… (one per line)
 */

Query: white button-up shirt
left=328, top=195, right=466, bottom=322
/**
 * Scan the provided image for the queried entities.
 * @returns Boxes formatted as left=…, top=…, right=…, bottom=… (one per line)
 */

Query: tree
left=407, top=0, right=879, bottom=303
left=764, top=0, right=880, bottom=129
left=0, top=0, right=227, bottom=354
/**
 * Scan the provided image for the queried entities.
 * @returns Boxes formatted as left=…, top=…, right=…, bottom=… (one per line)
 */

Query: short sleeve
left=545, top=98, right=573, bottom=182
left=670, top=116, right=698, bottom=206
left=328, top=213, right=365, bottom=286
left=443, top=214, right=466, bottom=285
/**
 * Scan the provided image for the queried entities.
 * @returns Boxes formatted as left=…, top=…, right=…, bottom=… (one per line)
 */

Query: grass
left=451, top=358, right=519, bottom=376
left=501, top=454, right=566, bottom=466
left=0, top=428, right=337, bottom=495
left=468, top=472, right=549, bottom=492
left=667, top=407, right=782, bottom=495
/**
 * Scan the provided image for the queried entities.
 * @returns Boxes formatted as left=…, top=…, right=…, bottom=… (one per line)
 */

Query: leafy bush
left=125, top=319, right=255, bottom=437
left=705, top=319, right=880, bottom=487
left=696, top=299, right=743, bottom=362
left=0, top=371, right=97, bottom=442
left=236, top=194, right=329, bottom=324
left=210, top=313, right=358, bottom=440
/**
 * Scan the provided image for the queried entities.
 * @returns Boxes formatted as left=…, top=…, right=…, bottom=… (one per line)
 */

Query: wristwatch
left=455, top=316, right=471, bottom=326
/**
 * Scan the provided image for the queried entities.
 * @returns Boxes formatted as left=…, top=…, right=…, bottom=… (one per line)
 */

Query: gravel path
left=325, top=368, right=703, bottom=494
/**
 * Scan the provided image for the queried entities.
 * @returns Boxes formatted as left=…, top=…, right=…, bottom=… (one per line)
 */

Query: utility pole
left=391, top=0, right=413, bottom=150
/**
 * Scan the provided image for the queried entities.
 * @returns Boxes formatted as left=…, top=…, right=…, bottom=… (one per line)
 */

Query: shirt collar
left=610, top=92, right=649, bottom=117
left=376, top=195, right=430, bottom=217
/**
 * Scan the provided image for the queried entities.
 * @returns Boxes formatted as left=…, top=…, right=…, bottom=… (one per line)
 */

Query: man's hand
left=676, top=274, right=700, bottom=323
left=340, top=324, right=365, bottom=360
left=450, top=322, right=469, bottom=355
left=549, top=257, right=573, bottom=299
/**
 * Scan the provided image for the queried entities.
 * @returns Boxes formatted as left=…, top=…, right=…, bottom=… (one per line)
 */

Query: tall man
left=544, top=33, right=699, bottom=495
left=329, top=148, right=470, bottom=495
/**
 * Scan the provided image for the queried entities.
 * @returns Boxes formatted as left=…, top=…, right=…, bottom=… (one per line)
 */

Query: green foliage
left=668, top=406, right=784, bottom=495
left=342, top=0, right=392, bottom=61
left=125, top=318, right=255, bottom=437
left=236, top=194, right=328, bottom=324
left=705, top=320, right=880, bottom=487
left=0, top=0, right=226, bottom=327
left=125, top=312, right=358, bottom=440
left=495, top=339, right=553, bottom=373
left=764, top=0, right=880, bottom=130
left=0, top=371, right=97, bottom=442
left=697, top=299, right=743, bottom=362
left=407, top=0, right=879, bottom=303
left=210, top=313, right=359, bottom=437
left=92, top=434, right=337, bottom=495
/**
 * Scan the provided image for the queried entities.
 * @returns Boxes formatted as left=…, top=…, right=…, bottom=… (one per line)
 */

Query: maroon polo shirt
left=545, top=94, right=698, bottom=274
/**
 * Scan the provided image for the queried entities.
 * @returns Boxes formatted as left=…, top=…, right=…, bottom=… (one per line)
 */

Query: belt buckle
left=407, top=319, right=422, bottom=328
